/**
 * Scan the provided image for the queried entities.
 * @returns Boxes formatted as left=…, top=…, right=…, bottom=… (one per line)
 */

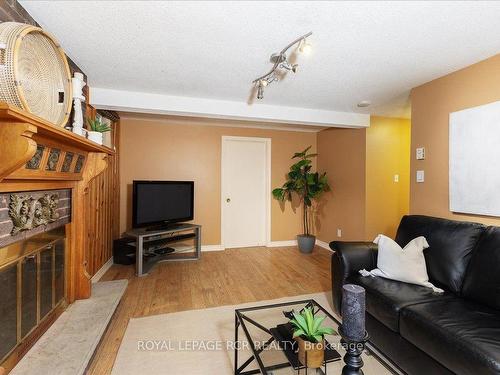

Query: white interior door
left=222, top=136, right=270, bottom=248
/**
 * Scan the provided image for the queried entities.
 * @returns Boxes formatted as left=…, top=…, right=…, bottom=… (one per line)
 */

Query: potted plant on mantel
left=290, top=307, right=335, bottom=368
left=86, top=117, right=112, bottom=145
left=272, top=146, right=330, bottom=253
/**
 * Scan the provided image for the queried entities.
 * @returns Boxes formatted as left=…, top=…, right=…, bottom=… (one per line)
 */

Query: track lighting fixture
left=252, top=32, right=312, bottom=100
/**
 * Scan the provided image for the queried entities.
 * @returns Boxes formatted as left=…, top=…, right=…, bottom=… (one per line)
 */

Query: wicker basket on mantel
left=0, top=22, right=72, bottom=127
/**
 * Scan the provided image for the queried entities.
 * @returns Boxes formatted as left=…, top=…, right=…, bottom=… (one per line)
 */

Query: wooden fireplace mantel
left=0, top=102, right=114, bottom=183
left=0, top=102, right=115, bottom=302
left=0, top=102, right=114, bottom=152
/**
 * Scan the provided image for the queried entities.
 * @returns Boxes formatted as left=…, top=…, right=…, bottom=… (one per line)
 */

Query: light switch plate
left=416, top=170, right=425, bottom=183
left=394, top=174, right=399, bottom=182
left=416, top=147, right=426, bottom=160
left=337, top=228, right=342, bottom=238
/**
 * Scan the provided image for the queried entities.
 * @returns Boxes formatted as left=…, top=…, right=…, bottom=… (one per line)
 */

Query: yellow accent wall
left=365, top=116, right=411, bottom=240
left=317, top=117, right=410, bottom=243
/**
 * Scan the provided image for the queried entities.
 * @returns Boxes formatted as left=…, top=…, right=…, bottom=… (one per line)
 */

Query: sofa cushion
left=462, top=226, right=500, bottom=310
left=349, top=274, right=453, bottom=332
left=395, top=215, right=485, bottom=294
left=400, top=299, right=500, bottom=375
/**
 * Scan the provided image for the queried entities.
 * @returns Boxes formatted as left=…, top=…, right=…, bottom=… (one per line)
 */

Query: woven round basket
left=0, top=22, right=72, bottom=126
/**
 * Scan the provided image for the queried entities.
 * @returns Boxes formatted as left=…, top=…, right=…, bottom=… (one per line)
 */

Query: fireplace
left=0, top=189, right=71, bottom=362
left=0, top=102, right=116, bottom=371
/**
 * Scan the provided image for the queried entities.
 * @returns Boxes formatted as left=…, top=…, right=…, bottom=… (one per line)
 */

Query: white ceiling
left=21, top=1, right=500, bottom=126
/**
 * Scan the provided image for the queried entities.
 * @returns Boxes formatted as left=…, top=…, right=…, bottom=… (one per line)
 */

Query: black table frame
left=234, top=299, right=339, bottom=375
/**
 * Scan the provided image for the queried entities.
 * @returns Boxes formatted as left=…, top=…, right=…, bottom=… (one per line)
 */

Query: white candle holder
left=71, top=72, right=86, bottom=136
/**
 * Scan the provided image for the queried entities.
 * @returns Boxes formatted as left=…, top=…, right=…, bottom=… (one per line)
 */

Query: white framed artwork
left=449, top=100, right=500, bottom=217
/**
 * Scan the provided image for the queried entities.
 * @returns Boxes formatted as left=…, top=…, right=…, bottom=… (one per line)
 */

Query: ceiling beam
left=90, top=88, right=369, bottom=128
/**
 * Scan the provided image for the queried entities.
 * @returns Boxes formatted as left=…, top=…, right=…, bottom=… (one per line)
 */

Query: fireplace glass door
left=0, top=227, right=66, bottom=363
left=21, top=255, right=37, bottom=338
left=40, top=246, right=54, bottom=319
left=0, top=264, right=18, bottom=360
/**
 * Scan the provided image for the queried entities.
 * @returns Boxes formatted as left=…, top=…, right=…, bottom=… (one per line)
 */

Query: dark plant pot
left=297, top=234, right=316, bottom=253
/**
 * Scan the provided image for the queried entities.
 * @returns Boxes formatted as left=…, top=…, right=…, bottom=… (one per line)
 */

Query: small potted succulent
left=86, top=116, right=111, bottom=145
left=290, top=307, right=335, bottom=368
left=272, top=146, right=330, bottom=253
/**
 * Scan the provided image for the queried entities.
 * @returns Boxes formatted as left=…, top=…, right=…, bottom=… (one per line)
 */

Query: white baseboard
left=202, top=244, right=225, bottom=252
left=267, top=239, right=332, bottom=251
left=201, top=241, right=330, bottom=251
left=316, top=240, right=332, bottom=251
left=267, top=240, right=297, bottom=247
left=91, top=257, right=114, bottom=283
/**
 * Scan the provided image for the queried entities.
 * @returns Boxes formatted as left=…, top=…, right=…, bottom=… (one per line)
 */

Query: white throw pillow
left=359, top=234, right=444, bottom=293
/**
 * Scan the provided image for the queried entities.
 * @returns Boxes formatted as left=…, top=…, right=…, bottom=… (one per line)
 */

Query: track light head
left=257, top=83, right=264, bottom=99
left=280, top=60, right=298, bottom=73
left=299, top=38, right=312, bottom=54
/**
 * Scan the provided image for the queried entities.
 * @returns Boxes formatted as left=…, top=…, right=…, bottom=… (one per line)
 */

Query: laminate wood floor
left=86, top=246, right=332, bottom=375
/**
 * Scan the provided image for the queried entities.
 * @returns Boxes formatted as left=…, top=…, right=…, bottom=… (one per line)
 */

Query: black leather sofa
left=331, top=215, right=500, bottom=375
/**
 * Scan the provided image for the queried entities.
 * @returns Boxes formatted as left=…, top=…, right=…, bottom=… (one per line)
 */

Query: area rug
left=111, top=292, right=391, bottom=374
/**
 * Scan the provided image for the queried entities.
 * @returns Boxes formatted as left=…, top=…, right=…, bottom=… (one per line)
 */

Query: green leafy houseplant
left=290, top=307, right=335, bottom=368
left=86, top=117, right=112, bottom=145
left=272, top=146, right=329, bottom=252
left=87, top=117, right=112, bottom=133
left=290, top=307, right=335, bottom=343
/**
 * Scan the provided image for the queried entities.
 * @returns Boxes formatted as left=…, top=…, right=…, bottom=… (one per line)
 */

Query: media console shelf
left=126, top=224, right=201, bottom=276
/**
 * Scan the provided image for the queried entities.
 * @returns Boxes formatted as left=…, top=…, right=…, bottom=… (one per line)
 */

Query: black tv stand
left=145, top=222, right=185, bottom=232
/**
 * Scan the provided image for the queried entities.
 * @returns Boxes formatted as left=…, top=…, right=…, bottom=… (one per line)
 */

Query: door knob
left=226, top=198, right=231, bottom=203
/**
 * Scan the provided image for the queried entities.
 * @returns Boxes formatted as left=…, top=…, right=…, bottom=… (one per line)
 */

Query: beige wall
left=366, top=116, right=411, bottom=239
left=317, top=128, right=367, bottom=242
left=119, top=116, right=317, bottom=245
left=410, top=54, right=500, bottom=225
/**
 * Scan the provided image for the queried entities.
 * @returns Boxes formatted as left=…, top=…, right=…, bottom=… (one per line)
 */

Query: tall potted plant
left=272, top=146, right=329, bottom=253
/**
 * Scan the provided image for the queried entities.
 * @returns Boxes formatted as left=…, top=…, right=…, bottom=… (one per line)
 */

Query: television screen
left=132, top=181, right=194, bottom=228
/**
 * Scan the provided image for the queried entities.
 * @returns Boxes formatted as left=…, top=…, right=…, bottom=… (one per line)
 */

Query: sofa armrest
left=330, top=241, right=378, bottom=315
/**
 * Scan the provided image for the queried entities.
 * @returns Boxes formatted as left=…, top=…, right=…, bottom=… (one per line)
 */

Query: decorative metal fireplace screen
left=0, top=189, right=71, bottom=248
left=0, top=226, right=66, bottom=361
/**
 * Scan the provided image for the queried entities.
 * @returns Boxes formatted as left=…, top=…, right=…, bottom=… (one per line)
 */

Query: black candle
left=341, top=284, right=366, bottom=341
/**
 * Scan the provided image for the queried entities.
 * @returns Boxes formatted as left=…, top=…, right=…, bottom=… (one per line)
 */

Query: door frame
left=221, top=136, right=271, bottom=249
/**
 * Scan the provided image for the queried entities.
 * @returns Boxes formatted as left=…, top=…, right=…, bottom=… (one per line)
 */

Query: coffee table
left=234, top=298, right=401, bottom=375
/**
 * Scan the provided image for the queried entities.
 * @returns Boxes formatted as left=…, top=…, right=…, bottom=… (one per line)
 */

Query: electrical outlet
left=337, top=228, right=342, bottom=238
left=416, top=170, right=425, bottom=183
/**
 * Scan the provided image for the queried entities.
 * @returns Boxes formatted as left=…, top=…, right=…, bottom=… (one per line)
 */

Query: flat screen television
left=132, top=180, right=194, bottom=228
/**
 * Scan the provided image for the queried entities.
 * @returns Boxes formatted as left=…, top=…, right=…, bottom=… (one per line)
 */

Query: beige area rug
left=112, top=292, right=392, bottom=375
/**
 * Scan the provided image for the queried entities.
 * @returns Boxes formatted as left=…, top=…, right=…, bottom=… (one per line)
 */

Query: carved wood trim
left=82, top=153, right=108, bottom=187
left=0, top=123, right=37, bottom=182
left=70, top=152, right=108, bottom=301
